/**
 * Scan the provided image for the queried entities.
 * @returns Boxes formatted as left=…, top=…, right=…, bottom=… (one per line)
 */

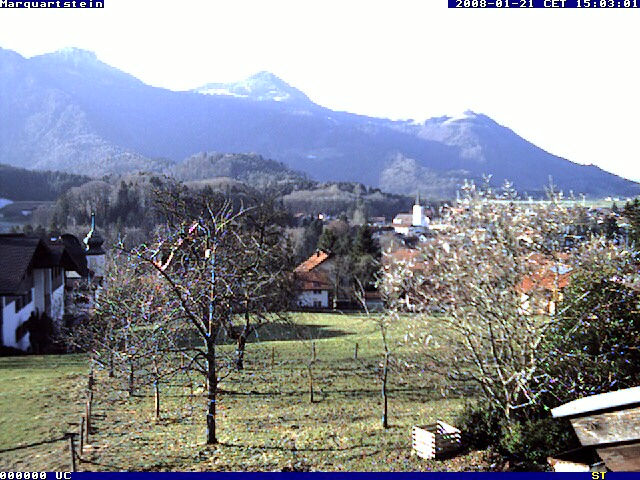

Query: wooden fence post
left=79, top=416, right=84, bottom=452
left=85, top=390, right=93, bottom=445
left=271, top=346, right=275, bottom=368
left=354, top=342, right=359, bottom=360
left=65, top=433, right=77, bottom=472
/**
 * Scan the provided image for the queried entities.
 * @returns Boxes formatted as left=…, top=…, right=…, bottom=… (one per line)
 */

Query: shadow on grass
left=217, top=439, right=368, bottom=453
left=177, top=323, right=353, bottom=348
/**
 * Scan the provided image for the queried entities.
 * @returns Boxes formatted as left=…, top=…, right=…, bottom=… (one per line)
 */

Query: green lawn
left=0, top=312, right=492, bottom=472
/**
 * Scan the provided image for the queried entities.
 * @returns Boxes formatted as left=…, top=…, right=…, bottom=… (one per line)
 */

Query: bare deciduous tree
left=382, top=182, right=576, bottom=424
left=121, top=186, right=293, bottom=444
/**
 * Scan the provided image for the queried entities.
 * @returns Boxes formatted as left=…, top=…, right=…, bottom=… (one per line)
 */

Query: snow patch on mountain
left=193, top=71, right=311, bottom=104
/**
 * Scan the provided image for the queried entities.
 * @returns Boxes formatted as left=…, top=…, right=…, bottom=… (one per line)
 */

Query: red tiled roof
left=383, top=248, right=426, bottom=271
left=521, top=265, right=572, bottom=294
left=294, top=250, right=331, bottom=273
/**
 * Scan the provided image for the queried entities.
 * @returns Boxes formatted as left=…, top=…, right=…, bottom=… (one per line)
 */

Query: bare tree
left=382, top=183, right=576, bottom=424
left=221, top=192, right=295, bottom=370
left=354, top=277, right=392, bottom=428
left=121, top=186, right=293, bottom=444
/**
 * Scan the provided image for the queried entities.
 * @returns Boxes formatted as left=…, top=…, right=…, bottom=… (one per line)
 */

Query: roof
left=295, top=270, right=331, bottom=291
left=552, top=386, right=640, bottom=419
left=48, top=235, right=89, bottom=277
left=383, top=248, right=426, bottom=271
left=521, top=255, right=573, bottom=294
left=393, top=214, right=413, bottom=226
left=0, top=234, right=86, bottom=295
left=294, top=250, right=331, bottom=273
left=0, top=235, right=52, bottom=295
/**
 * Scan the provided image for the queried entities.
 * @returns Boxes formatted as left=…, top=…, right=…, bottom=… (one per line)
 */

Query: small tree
left=355, top=277, right=393, bottom=428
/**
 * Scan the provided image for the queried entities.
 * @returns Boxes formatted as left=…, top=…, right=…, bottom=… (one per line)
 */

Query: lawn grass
left=0, top=312, right=493, bottom=472
left=0, top=354, right=87, bottom=470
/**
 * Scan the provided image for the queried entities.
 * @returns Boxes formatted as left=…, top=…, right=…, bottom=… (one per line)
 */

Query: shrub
left=456, top=401, right=580, bottom=468
left=456, top=401, right=502, bottom=450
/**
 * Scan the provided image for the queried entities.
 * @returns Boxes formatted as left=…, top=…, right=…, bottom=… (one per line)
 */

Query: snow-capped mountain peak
left=193, top=71, right=312, bottom=105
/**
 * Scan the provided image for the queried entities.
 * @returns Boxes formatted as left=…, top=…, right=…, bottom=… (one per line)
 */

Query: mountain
left=1, top=47, right=638, bottom=198
left=193, top=71, right=313, bottom=106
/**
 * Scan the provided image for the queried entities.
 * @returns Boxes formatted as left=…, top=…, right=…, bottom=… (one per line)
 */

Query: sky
left=1, top=0, right=639, bottom=182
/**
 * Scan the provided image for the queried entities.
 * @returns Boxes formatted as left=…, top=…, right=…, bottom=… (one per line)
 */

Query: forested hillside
left=0, top=164, right=90, bottom=201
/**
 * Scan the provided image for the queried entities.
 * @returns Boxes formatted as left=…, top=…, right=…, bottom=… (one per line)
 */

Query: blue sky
left=1, top=0, right=639, bottom=182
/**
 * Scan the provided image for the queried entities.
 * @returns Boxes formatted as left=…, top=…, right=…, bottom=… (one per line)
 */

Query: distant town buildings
left=392, top=193, right=430, bottom=236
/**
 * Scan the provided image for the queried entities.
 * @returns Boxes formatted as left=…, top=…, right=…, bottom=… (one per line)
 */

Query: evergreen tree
left=623, top=198, right=640, bottom=248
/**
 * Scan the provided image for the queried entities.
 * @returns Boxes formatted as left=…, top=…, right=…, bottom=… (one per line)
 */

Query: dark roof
left=49, top=235, right=89, bottom=276
left=0, top=234, right=86, bottom=295
left=0, top=235, right=51, bottom=295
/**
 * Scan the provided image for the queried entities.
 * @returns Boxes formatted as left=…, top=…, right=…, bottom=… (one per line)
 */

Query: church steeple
left=84, top=213, right=105, bottom=255
left=84, top=213, right=105, bottom=282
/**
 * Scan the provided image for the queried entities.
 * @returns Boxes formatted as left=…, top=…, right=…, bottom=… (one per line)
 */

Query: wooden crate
left=412, top=421, right=462, bottom=460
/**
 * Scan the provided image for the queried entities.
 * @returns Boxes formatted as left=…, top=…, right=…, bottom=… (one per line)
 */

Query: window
left=312, top=281, right=320, bottom=288
left=313, top=300, right=322, bottom=307
left=313, top=289, right=322, bottom=295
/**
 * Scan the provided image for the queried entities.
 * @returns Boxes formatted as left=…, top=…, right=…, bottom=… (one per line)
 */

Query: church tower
left=412, top=192, right=426, bottom=227
left=84, top=213, right=106, bottom=282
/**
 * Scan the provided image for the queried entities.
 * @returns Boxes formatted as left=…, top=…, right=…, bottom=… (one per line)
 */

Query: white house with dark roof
left=0, top=234, right=85, bottom=353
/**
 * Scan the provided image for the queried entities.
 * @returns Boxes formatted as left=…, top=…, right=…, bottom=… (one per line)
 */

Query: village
left=1, top=186, right=639, bottom=471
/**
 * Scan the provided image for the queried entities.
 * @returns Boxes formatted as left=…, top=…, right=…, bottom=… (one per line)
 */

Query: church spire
left=415, top=191, right=421, bottom=206
left=84, top=212, right=105, bottom=255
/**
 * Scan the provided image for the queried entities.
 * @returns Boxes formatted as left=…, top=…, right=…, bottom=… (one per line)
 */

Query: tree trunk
left=206, top=339, right=218, bottom=445
left=307, top=363, right=314, bottom=403
left=154, top=360, right=160, bottom=420
left=381, top=352, right=389, bottom=429
left=154, top=380, right=160, bottom=420
left=128, top=358, right=135, bottom=396
left=235, top=334, right=247, bottom=370
left=108, top=351, right=115, bottom=378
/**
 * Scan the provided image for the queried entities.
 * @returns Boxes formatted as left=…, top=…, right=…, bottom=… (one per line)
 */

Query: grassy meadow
left=0, top=312, right=494, bottom=472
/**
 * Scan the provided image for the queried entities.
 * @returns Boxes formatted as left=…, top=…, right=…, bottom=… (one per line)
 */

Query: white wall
left=297, top=290, right=329, bottom=308
left=87, top=254, right=105, bottom=279
left=51, top=282, right=65, bottom=320
left=1, top=289, right=34, bottom=351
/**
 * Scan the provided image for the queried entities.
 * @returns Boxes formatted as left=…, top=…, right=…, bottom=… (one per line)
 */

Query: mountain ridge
left=1, top=47, right=638, bottom=199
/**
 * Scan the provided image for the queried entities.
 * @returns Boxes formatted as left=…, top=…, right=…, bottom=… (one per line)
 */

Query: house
left=0, top=234, right=86, bottom=353
left=520, top=254, right=573, bottom=315
left=294, top=250, right=332, bottom=308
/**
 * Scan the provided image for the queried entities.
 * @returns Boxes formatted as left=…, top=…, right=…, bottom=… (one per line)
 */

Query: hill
left=1, top=47, right=638, bottom=198
left=0, top=163, right=90, bottom=201
left=165, top=152, right=309, bottom=187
